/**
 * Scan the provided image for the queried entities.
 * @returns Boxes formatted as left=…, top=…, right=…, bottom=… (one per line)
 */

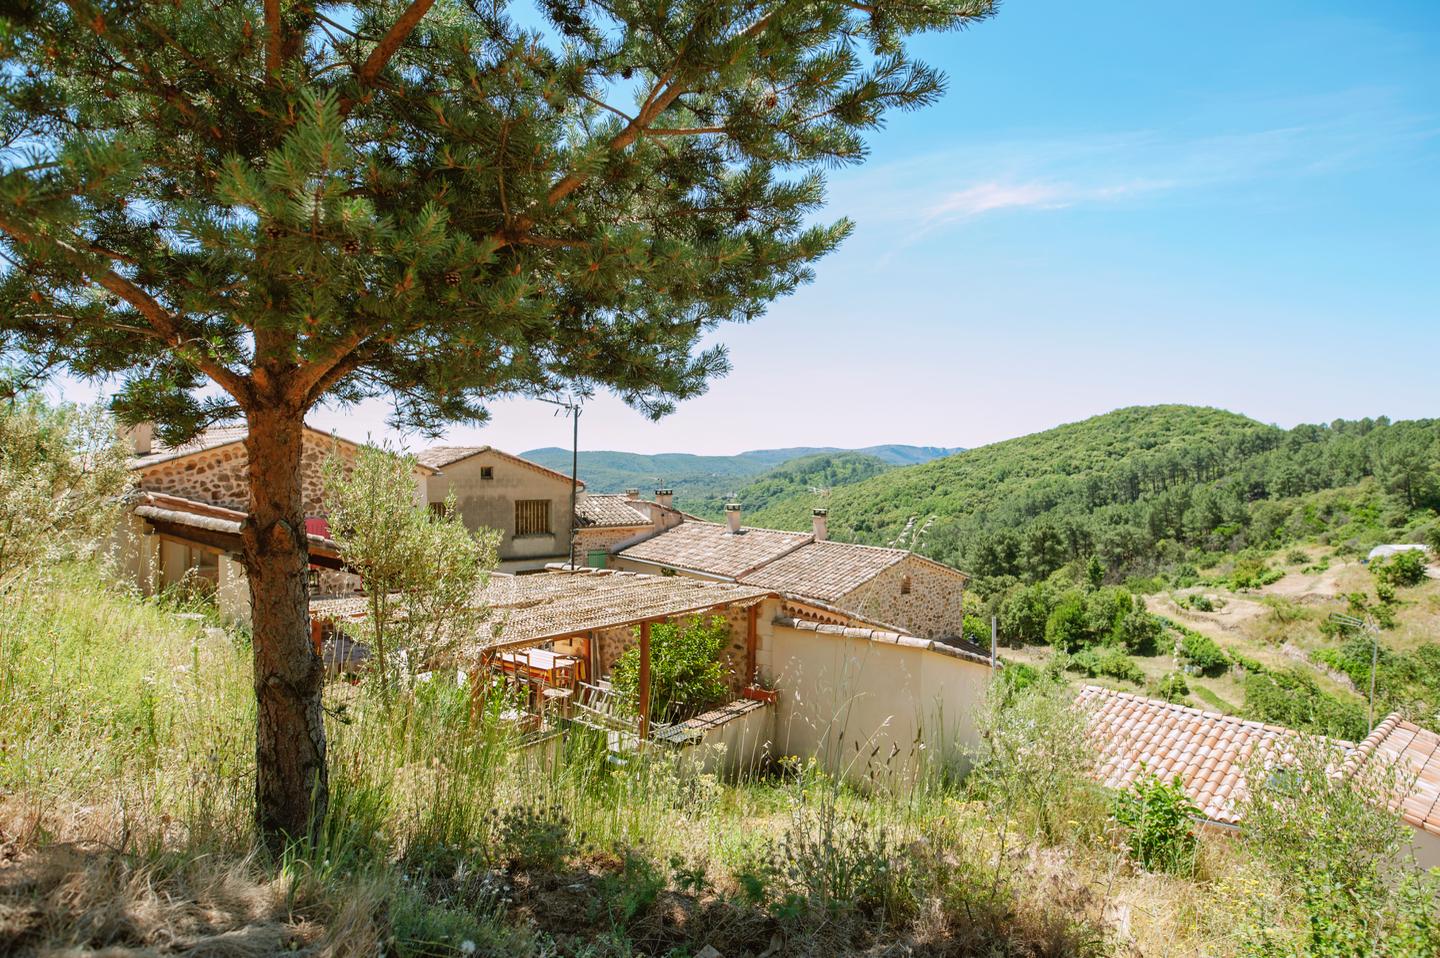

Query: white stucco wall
left=758, top=619, right=993, bottom=790
left=426, top=450, right=575, bottom=568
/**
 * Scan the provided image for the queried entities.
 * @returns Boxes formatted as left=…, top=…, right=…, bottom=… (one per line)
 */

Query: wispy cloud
left=924, top=177, right=1173, bottom=222
left=830, top=88, right=1435, bottom=234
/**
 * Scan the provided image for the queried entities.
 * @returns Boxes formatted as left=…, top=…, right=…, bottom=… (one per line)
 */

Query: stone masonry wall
left=573, top=526, right=653, bottom=564
left=137, top=431, right=356, bottom=515
left=837, top=556, right=966, bottom=640
left=592, top=601, right=756, bottom=696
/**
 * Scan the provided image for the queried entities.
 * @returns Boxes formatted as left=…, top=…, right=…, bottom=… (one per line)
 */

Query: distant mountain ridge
left=518, top=443, right=963, bottom=507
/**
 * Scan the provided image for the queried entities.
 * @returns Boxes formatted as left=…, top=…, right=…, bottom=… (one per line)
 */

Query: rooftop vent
left=812, top=507, right=829, bottom=542
left=724, top=502, right=742, bottom=534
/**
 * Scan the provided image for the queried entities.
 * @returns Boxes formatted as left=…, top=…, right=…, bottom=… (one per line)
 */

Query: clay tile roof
left=415, top=445, right=583, bottom=486
left=310, top=569, right=774, bottom=653
left=576, top=494, right=653, bottom=528
left=129, top=424, right=438, bottom=473
left=1077, top=686, right=1309, bottom=826
left=129, top=425, right=250, bottom=469
left=617, top=521, right=810, bottom=579
left=741, top=539, right=910, bottom=602
left=1344, top=714, right=1440, bottom=838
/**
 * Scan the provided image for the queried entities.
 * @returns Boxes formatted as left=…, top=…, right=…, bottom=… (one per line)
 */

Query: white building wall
left=757, top=619, right=992, bottom=790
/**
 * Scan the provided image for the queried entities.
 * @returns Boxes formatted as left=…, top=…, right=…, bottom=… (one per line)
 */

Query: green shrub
left=1284, top=549, right=1309, bottom=565
left=1044, top=592, right=1090, bottom=652
left=998, top=582, right=1053, bottom=646
left=1068, top=647, right=1144, bottom=685
left=1242, top=669, right=1367, bottom=740
left=1240, top=737, right=1440, bottom=957
left=741, top=803, right=912, bottom=925
left=611, top=614, right=730, bottom=724
left=1373, top=548, right=1428, bottom=588
left=1113, top=774, right=1200, bottom=875
left=591, top=850, right=665, bottom=930
left=1154, top=672, right=1190, bottom=703
left=1225, top=558, right=1283, bottom=590
left=1176, top=630, right=1228, bottom=676
left=1110, top=599, right=1163, bottom=655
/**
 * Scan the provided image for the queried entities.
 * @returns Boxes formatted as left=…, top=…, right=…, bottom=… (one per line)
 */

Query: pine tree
left=0, top=0, right=995, bottom=842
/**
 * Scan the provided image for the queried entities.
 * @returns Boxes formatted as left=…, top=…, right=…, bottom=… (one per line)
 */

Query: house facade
left=113, top=422, right=428, bottom=623
left=602, top=502, right=970, bottom=640
left=416, top=446, right=583, bottom=572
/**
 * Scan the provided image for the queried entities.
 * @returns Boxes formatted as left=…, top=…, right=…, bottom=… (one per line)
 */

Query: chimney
left=124, top=422, right=154, bottom=455
left=624, top=488, right=640, bottom=500
left=812, top=508, right=828, bottom=542
left=725, top=502, right=742, bottom=534
left=655, top=488, right=674, bottom=509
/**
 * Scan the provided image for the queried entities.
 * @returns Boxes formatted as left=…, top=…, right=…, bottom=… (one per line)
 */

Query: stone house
left=113, top=422, right=433, bottom=623
left=416, top=446, right=585, bottom=572
left=602, top=501, right=970, bottom=640
left=571, top=488, right=688, bottom=563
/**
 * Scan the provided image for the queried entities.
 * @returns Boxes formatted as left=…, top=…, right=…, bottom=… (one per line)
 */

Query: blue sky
left=67, top=0, right=1440, bottom=455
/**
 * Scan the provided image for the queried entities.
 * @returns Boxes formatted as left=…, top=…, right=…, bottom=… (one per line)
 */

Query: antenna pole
left=1369, top=621, right=1379, bottom=734
left=570, top=404, right=580, bottom=569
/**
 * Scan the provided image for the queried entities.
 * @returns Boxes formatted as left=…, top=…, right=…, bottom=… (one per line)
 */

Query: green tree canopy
left=0, top=0, right=993, bottom=841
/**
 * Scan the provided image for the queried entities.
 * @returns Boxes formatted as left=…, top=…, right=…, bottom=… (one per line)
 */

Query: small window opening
left=900, top=575, right=912, bottom=596
left=480, top=466, right=494, bottom=480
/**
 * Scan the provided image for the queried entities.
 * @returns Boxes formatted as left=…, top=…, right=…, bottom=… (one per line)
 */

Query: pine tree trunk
left=241, top=405, right=327, bottom=844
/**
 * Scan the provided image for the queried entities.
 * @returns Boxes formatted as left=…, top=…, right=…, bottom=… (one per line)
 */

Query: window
left=480, top=466, right=494, bottom=480
left=900, top=575, right=912, bottom=596
left=515, top=499, right=551, bottom=536
left=428, top=502, right=448, bottom=519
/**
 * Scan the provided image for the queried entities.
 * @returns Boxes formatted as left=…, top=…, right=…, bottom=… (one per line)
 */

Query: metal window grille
left=515, top=499, right=551, bottom=536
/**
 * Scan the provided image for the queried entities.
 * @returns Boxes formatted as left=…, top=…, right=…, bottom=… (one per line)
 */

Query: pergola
left=310, top=569, right=776, bottom=739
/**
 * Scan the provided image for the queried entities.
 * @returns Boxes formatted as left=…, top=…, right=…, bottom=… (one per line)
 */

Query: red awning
left=305, top=517, right=331, bottom=539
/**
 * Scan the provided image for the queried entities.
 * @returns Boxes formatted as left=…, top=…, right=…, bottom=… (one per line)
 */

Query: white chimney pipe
left=655, top=488, right=674, bottom=509
left=124, top=422, right=154, bottom=455
left=812, top=508, right=828, bottom=542
left=725, top=502, right=742, bottom=534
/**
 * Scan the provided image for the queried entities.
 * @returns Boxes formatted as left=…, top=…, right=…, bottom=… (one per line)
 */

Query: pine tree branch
left=0, top=214, right=253, bottom=405
left=357, top=0, right=437, bottom=87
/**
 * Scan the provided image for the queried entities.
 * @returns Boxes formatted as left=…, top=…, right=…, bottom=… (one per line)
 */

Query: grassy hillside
left=6, top=562, right=1433, bottom=956
left=520, top=443, right=960, bottom=506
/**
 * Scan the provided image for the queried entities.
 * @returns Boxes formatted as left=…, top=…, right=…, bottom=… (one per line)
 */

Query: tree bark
left=241, top=404, right=327, bottom=845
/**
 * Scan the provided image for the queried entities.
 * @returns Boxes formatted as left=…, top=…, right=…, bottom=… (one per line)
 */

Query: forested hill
left=745, top=405, right=1440, bottom=594
left=520, top=443, right=961, bottom=502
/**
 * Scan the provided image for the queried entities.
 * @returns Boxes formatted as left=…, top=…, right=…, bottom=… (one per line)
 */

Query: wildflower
left=459, top=941, right=476, bottom=955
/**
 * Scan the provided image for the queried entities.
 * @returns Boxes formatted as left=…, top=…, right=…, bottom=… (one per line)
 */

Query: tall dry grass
left=4, top=560, right=1391, bottom=957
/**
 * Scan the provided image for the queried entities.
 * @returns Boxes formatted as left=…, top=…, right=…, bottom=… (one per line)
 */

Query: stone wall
left=137, top=430, right=356, bottom=514
left=591, top=601, right=758, bottom=696
left=573, top=525, right=653, bottom=564
left=836, top=556, right=967, bottom=640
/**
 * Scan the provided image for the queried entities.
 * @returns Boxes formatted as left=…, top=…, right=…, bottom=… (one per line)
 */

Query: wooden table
left=497, top=649, right=580, bottom=689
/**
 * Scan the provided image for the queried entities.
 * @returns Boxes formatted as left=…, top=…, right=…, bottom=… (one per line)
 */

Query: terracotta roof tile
left=416, top=445, right=582, bottom=486
left=576, top=494, right=654, bottom=528
left=1345, top=714, right=1440, bottom=839
left=129, top=425, right=250, bottom=469
left=618, top=521, right=810, bottom=579
left=1077, top=686, right=1308, bottom=825
left=310, top=569, right=773, bottom=653
left=741, top=540, right=909, bottom=601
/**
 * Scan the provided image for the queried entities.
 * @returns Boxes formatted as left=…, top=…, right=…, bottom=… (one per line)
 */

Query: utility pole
left=1330, top=613, right=1381, bottom=734
left=540, top=396, right=582, bottom=569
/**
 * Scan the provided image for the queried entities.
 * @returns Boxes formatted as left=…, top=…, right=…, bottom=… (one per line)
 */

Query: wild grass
left=3, top=562, right=1433, bottom=956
